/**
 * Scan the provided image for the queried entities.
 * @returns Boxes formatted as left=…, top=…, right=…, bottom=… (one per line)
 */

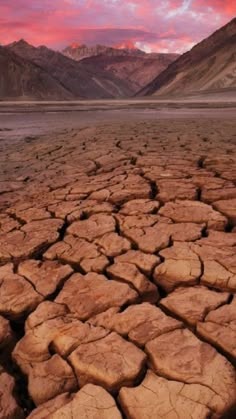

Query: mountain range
left=0, top=17, right=235, bottom=100
left=0, top=40, right=178, bottom=100
left=7, top=40, right=135, bottom=99
left=0, top=45, right=73, bottom=100
left=139, top=17, right=236, bottom=97
left=62, top=44, right=153, bottom=60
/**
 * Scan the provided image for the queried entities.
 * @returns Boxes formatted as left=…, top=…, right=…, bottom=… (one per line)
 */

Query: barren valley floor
left=0, top=103, right=236, bottom=418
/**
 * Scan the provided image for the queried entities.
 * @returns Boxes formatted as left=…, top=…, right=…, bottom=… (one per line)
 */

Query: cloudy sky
left=1, top=0, right=235, bottom=53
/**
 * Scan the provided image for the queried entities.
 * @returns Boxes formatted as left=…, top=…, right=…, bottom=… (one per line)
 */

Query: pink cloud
left=0, top=0, right=235, bottom=52
left=193, top=0, right=236, bottom=15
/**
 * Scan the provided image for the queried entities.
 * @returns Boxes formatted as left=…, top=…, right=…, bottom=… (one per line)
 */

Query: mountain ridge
left=0, top=45, right=74, bottom=100
left=1, top=17, right=236, bottom=101
left=139, top=17, right=236, bottom=96
left=62, top=43, right=179, bottom=93
left=62, top=43, right=179, bottom=61
left=6, top=40, right=134, bottom=99
left=1, top=40, right=179, bottom=99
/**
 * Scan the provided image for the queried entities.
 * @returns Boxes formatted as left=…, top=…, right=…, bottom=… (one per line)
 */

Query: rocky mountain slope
left=63, top=44, right=179, bottom=93
left=0, top=45, right=74, bottom=100
left=140, top=17, right=236, bottom=96
left=7, top=40, right=133, bottom=99
left=80, top=53, right=179, bottom=93
left=1, top=40, right=179, bottom=100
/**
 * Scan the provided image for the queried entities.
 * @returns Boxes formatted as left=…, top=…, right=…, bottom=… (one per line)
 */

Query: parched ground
left=0, top=117, right=236, bottom=419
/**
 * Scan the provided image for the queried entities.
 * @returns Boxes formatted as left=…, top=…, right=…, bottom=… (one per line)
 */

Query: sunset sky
left=1, top=0, right=236, bottom=53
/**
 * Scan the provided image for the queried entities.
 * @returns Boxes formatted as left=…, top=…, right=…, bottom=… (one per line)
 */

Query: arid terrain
left=0, top=103, right=236, bottom=419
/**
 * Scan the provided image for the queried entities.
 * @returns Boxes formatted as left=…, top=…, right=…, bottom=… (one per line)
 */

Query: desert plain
left=0, top=99, right=236, bottom=418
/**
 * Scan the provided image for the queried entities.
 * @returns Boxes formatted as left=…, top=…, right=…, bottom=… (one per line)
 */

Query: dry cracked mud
left=0, top=118, right=236, bottom=419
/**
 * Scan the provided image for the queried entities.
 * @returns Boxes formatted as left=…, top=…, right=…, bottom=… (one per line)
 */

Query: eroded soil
left=0, top=118, right=236, bottom=418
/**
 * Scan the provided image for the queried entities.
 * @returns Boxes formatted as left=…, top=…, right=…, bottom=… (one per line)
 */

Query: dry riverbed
left=0, top=110, right=236, bottom=418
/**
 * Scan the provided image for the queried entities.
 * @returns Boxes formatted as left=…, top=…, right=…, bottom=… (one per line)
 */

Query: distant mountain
left=80, top=54, right=179, bottom=93
left=7, top=40, right=133, bottom=99
left=63, top=43, right=147, bottom=61
left=63, top=43, right=179, bottom=93
left=0, top=45, right=73, bottom=100
left=139, top=18, right=236, bottom=97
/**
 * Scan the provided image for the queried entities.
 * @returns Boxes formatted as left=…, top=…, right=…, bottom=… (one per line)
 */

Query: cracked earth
left=0, top=118, right=236, bottom=418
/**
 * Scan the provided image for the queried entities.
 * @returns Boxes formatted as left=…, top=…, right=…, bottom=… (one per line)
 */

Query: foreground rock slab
left=193, top=243, right=236, bottom=292
left=89, top=303, right=183, bottom=346
left=156, top=179, right=198, bottom=202
left=159, top=200, right=227, bottom=230
left=69, top=332, right=146, bottom=391
left=89, top=174, right=151, bottom=204
left=121, top=220, right=203, bottom=253
left=28, top=384, right=122, bottom=419
left=0, top=368, right=24, bottom=419
left=67, top=214, right=116, bottom=241
left=0, top=214, right=20, bottom=234
left=119, top=370, right=210, bottom=419
left=107, top=262, right=159, bottom=303
left=0, top=219, right=63, bottom=263
left=197, top=296, right=236, bottom=364
left=13, top=315, right=109, bottom=368
left=114, top=250, right=160, bottom=275
left=146, top=328, right=236, bottom=413
left=160, top=285, right=229, bottom=326
left=0, top=264, right=43, bottom=320
left=153, top=242, right=202, bottom=292
left=213, top=198, right=236, bottom=225
left=196, top=230, right=236, bottom=248
left=13, top=314, right=113, bottom=405
left=55, top=272, right=138, bottom=319
left=95, top=232, right=131, bottom=257
left=27, top=354, right=77, bottom=406
left=27, top=393, right=72, bottom=419
left=119, top=198, right=160, bottom=215
left=0, top=315, right=14, bottom=352
left=18, top=260, right=73, bottom=297
left=44, top=234, right=109, bottom=273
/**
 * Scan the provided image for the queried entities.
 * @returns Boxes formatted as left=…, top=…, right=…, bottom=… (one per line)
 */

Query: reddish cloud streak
left=0, top=0, right=235, bottom=53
